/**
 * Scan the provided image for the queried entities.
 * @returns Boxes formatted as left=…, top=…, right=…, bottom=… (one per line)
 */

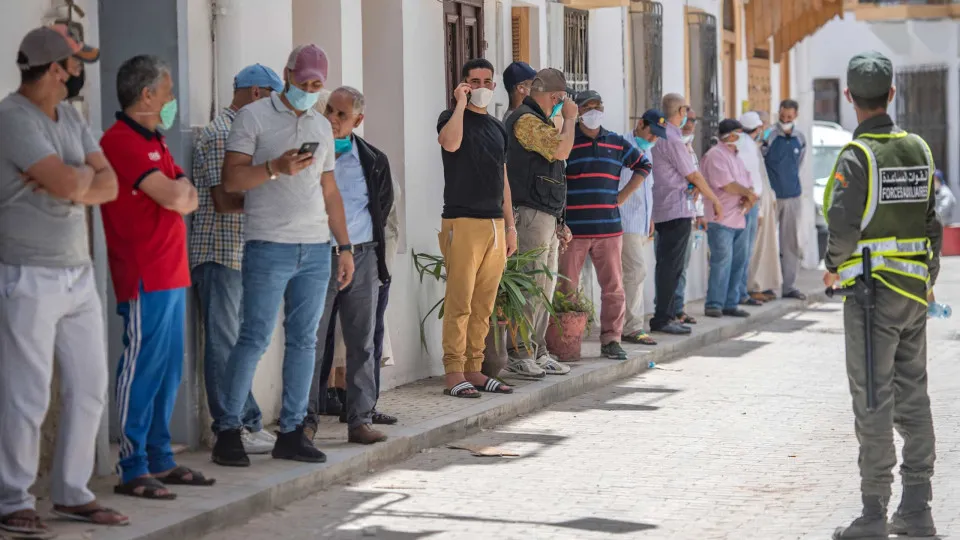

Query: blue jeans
left=736, top=205, right=760, bottom=301
left=705, top=223, right=750, bottom=310
left=193, top=262, right=262, bottom=433
left=219, top=241, right=332, bottom=434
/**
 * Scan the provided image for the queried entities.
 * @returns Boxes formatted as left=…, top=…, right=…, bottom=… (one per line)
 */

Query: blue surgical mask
left=284, top=84, right=320, bottom=111
left=679, top=115, right=688, bottom=129
left=550, top=101, right=563, bottom=119
left=634, top=136, right=655, bottom=151
left=334, top=137, right=352, bottom=154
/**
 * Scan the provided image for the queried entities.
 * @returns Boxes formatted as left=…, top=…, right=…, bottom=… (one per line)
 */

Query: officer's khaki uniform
left=824, top=114, right=943, bottom=498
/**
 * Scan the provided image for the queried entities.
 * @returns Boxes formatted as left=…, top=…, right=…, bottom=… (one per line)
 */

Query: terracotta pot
left=482, top=323, right=509, bottom=378
left=545, top=312, right=589, bottom=361
left=942, top=225, right=960, bottom=256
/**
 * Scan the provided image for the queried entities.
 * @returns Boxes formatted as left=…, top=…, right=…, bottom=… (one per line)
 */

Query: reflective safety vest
left=823, top=131, right=935, bottom=306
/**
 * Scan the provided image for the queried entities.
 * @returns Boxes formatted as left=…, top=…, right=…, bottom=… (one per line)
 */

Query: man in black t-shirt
left=436, top=58, right=517, bottom=398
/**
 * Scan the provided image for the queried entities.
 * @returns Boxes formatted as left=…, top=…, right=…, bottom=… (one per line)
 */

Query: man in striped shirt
left=557, top=90, right=653, bottom=360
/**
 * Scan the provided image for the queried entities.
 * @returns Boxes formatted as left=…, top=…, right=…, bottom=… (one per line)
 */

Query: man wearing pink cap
left=212, top=44, right=354, bottom=467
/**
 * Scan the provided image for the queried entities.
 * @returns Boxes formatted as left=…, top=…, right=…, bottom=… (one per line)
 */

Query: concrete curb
left=94, top=288, right=829, bottom=540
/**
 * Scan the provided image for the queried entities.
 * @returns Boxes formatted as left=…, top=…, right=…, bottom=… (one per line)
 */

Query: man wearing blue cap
left=190, top=63, right=284, bottom=455
left=502, top=61, right=537, bottom=123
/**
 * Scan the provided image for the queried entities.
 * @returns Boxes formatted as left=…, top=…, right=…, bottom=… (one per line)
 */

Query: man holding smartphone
left=212, top=44, right=354, bottom=467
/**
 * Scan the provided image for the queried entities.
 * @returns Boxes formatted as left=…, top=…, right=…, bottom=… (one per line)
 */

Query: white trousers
left=0, top=263, right=107, bottom=515
left=621, top=234, right=650, bottom=335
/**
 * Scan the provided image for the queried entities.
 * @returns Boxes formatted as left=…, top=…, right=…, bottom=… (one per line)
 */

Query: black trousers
left=651, top=217, right=693, bottom=329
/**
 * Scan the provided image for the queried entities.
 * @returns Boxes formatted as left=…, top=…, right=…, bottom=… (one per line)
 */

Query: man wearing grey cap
left=824, top=51, right=942, bottom=539
left=0, top=25, right=129, bottom=534
left=190, top=64, right=284, bottom=456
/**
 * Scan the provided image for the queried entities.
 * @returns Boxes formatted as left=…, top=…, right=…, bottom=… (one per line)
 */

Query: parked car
left=811, top=121, right=853, bottom=261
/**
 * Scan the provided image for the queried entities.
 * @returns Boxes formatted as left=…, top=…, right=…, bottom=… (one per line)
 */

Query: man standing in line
left=503, top=67, right=578, bottom=379
left=436, top=58, right=518, bottom=397
left=763, top=98, right=807, bottom=300
left=556, top=90, right=656, bottom=360
left=101, top=55, right=216, bottom=499
left=502, top=61, right=537, bottom=123
left=0, top=25, right=130, bottom=534
left=734, top=111, right=768, bottom=306
left=826, top=51, right=941, bottom=540
left=699, top=119, right=757, bottom=318
left=305, top=86, right=394, bottom=444
left=619, top=110, right=666, bottom=347
left=649, top=94, right=722, bottom=336
left=190, top=64, right=284, bottom=455
left=745, top=112, right=783, bottom=302
left=212, top=44, right=354, bottom=466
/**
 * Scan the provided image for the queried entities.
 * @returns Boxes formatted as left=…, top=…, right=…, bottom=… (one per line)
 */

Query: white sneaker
left=536, top=354, right=571, bottom=375
left=241, top=429, right=275, bottom=455
left=504, top=357, right=546, bottom=379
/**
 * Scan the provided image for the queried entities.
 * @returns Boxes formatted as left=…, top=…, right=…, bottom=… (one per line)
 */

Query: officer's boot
left=889, top=483, right=936, bottom=537
left=832, top=495, right=889, bottom=540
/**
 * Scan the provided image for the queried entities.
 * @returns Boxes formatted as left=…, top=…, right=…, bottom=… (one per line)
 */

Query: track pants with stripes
left=115, top=286, right=185, bottom=484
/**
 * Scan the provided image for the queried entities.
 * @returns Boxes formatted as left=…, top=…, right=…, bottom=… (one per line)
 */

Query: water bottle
left=928, top=302, right=952, bottom=319
left=692, top=230, right=703, bottom=251
left=686, top=183, right=696, bottom=212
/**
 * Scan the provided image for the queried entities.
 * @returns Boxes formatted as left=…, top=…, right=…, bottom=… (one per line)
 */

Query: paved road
left=204, top=269, right=960, bottom=540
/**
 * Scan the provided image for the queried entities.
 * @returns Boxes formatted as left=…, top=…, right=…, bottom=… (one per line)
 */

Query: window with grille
left=629, top=1, right=663, bottom=119
left=687, top=11, right=720, bottom=157
left=813, top=78, right=841, bottom=124
left=896, top=65, right=949, bottom=177
left=564, top=8, right=589, bottom=94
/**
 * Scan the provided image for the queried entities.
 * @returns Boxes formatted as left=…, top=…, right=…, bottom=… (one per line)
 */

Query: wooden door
left=443, top=0, right=484, bottom=109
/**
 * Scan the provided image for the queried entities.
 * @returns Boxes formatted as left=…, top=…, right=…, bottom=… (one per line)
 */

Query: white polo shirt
left=226, top=92, right=335, bottom=244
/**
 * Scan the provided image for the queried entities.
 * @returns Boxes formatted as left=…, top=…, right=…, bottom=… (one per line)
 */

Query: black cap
left=641, top=109, right=668, bottom=139
left=503, top=61, right=537, bottom=93
left=574, top=90, right=602, bottom=107
left=847, top=51, right=893, bottom=99
left=718, top=119, right=743, bottom=137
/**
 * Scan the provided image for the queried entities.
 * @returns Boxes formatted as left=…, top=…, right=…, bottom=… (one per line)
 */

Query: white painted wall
left=588, top=7, right=627, bottom=134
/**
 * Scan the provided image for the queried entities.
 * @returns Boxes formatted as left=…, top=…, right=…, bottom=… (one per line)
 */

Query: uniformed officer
left=823, top=51, right=943, bottom=539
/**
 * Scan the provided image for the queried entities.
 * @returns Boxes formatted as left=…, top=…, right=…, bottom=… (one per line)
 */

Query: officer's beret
left=847, top=51, right=893, bottom=99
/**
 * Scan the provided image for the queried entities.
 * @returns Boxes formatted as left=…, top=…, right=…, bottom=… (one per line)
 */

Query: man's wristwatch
left=335, top=244, right=353, bottom=255
left=265, top=159, right=278, bottom=180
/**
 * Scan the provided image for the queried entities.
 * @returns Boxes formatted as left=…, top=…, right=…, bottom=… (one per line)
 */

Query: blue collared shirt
left=619, top=134, right=655, bottom=235
left=335, top=141, right=374, bottom=244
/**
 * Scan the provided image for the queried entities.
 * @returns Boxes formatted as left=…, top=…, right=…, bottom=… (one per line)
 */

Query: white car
left=811, top=121, right=854, bottom=260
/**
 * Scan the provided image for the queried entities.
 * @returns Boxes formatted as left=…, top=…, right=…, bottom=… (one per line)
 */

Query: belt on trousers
left=332, top=241, right=378, bottom=254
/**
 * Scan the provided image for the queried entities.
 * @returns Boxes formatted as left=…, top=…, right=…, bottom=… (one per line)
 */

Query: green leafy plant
left=551, top=287, right=596, bottom=330
left=412, top=247, right=557, bottom=352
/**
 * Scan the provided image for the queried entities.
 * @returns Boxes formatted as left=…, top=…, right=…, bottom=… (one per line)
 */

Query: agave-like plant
left=412, top=247, right=557, bottom=353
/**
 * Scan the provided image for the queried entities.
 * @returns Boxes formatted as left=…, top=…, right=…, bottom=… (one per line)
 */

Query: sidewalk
left=34, top=270, right=826, bottom=540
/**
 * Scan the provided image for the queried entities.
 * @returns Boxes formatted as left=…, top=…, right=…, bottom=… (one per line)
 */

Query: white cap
left=739, top=111, right=763, bottom=131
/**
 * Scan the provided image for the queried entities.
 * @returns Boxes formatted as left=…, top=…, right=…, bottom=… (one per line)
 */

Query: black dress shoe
left=651, top=322, right=692, bottom=335
left=271, top=425, right=327, bottom=463
left=212, top=428, right=250, bottom=467
left=372, top=411, right=398, bottom=425
left=722, top=308, right=751, bottom=318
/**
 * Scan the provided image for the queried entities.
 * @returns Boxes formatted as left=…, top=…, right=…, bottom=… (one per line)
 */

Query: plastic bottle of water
left=928, top=302, right=952, bottom=319
left=686, top=183, right=696, bottom=212
left=692, top=230, right=703, bottom=251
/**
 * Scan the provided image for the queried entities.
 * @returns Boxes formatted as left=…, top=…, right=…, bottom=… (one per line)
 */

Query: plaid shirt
left=189, top=107, right=243, bottom=271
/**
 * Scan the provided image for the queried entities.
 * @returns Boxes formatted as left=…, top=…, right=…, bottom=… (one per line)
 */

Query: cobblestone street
left=201, top=266, right=960, bottom=540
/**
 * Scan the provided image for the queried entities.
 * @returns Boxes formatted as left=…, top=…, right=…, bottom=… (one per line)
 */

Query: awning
left=558, top=0, right=629, bottom=9
left=745, top=0, right=845, bottom=58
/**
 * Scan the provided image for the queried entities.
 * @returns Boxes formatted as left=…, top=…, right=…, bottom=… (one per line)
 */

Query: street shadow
left=695, top=338, right=770, bottom=358
left=556, top=517, right=659, bottom=533
left=758, top=318, right=817, bottom=333
left=550, top=383, right=683, bottom=414
left=331, top=528, right=443, bottom=539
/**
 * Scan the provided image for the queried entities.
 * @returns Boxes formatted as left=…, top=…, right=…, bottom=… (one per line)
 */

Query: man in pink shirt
left=700, top=119, right=758, bottom=318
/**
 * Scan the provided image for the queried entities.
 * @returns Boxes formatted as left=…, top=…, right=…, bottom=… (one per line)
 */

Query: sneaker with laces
left=601, top=341, right=628, bottom=360
left=535, top=354, right=571, bottom=375
left=241, top=429, right=275, bottom=455
left=504, top=357, right=546, bottom=379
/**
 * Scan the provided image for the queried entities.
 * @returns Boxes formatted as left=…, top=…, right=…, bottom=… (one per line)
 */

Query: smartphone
left=298, top=142, right=320, bottom=155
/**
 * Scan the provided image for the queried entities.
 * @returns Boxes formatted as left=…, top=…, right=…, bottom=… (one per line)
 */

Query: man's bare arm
left=74, top=152, right=118, bottom=205
left=211, top=185, right=244, bottom=213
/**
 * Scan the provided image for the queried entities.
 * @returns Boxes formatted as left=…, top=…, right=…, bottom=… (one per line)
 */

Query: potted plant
left=412, top=248, right=556, bottom=377
left=545, top=287, right=596, bottom=361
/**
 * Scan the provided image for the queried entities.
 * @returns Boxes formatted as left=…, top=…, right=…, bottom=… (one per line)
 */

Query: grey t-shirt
left=226, top=92, right=335, bottom=244
left=0, top=93, right=99, bottom=267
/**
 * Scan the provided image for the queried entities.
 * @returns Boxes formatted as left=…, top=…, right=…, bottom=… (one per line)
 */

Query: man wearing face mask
left=557, top=91, right=656, bottom=360
left=100, top=55, right=212, bottom=500
left=502, top=61, right=537, bottom=123
left=503, top=67, right=578, bottom=378
left=305, top=86, right=395, bottom=444
left=699, top=119, right=758, bottom=318
left=436, top=58, right=517, bottom=397
left=0, top=25, right=130, bottom=534
left=211, top=44, right=354, bottom=466
left=619, top=109, right=668, bottom=347
left=762, top=99, right=807, bottom=300
left=733, top=111, right=770, bottom=307
left=190, top=64, right=284, bottom=456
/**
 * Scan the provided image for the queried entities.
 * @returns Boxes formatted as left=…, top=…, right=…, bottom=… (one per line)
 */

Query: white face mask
left=779, top=121, right=794, bottom=132
left=469, top=87, right=494, bottom=109
left=580, top=109, right=604, bottom=130
left=681, top=133, right=695, bottom=145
